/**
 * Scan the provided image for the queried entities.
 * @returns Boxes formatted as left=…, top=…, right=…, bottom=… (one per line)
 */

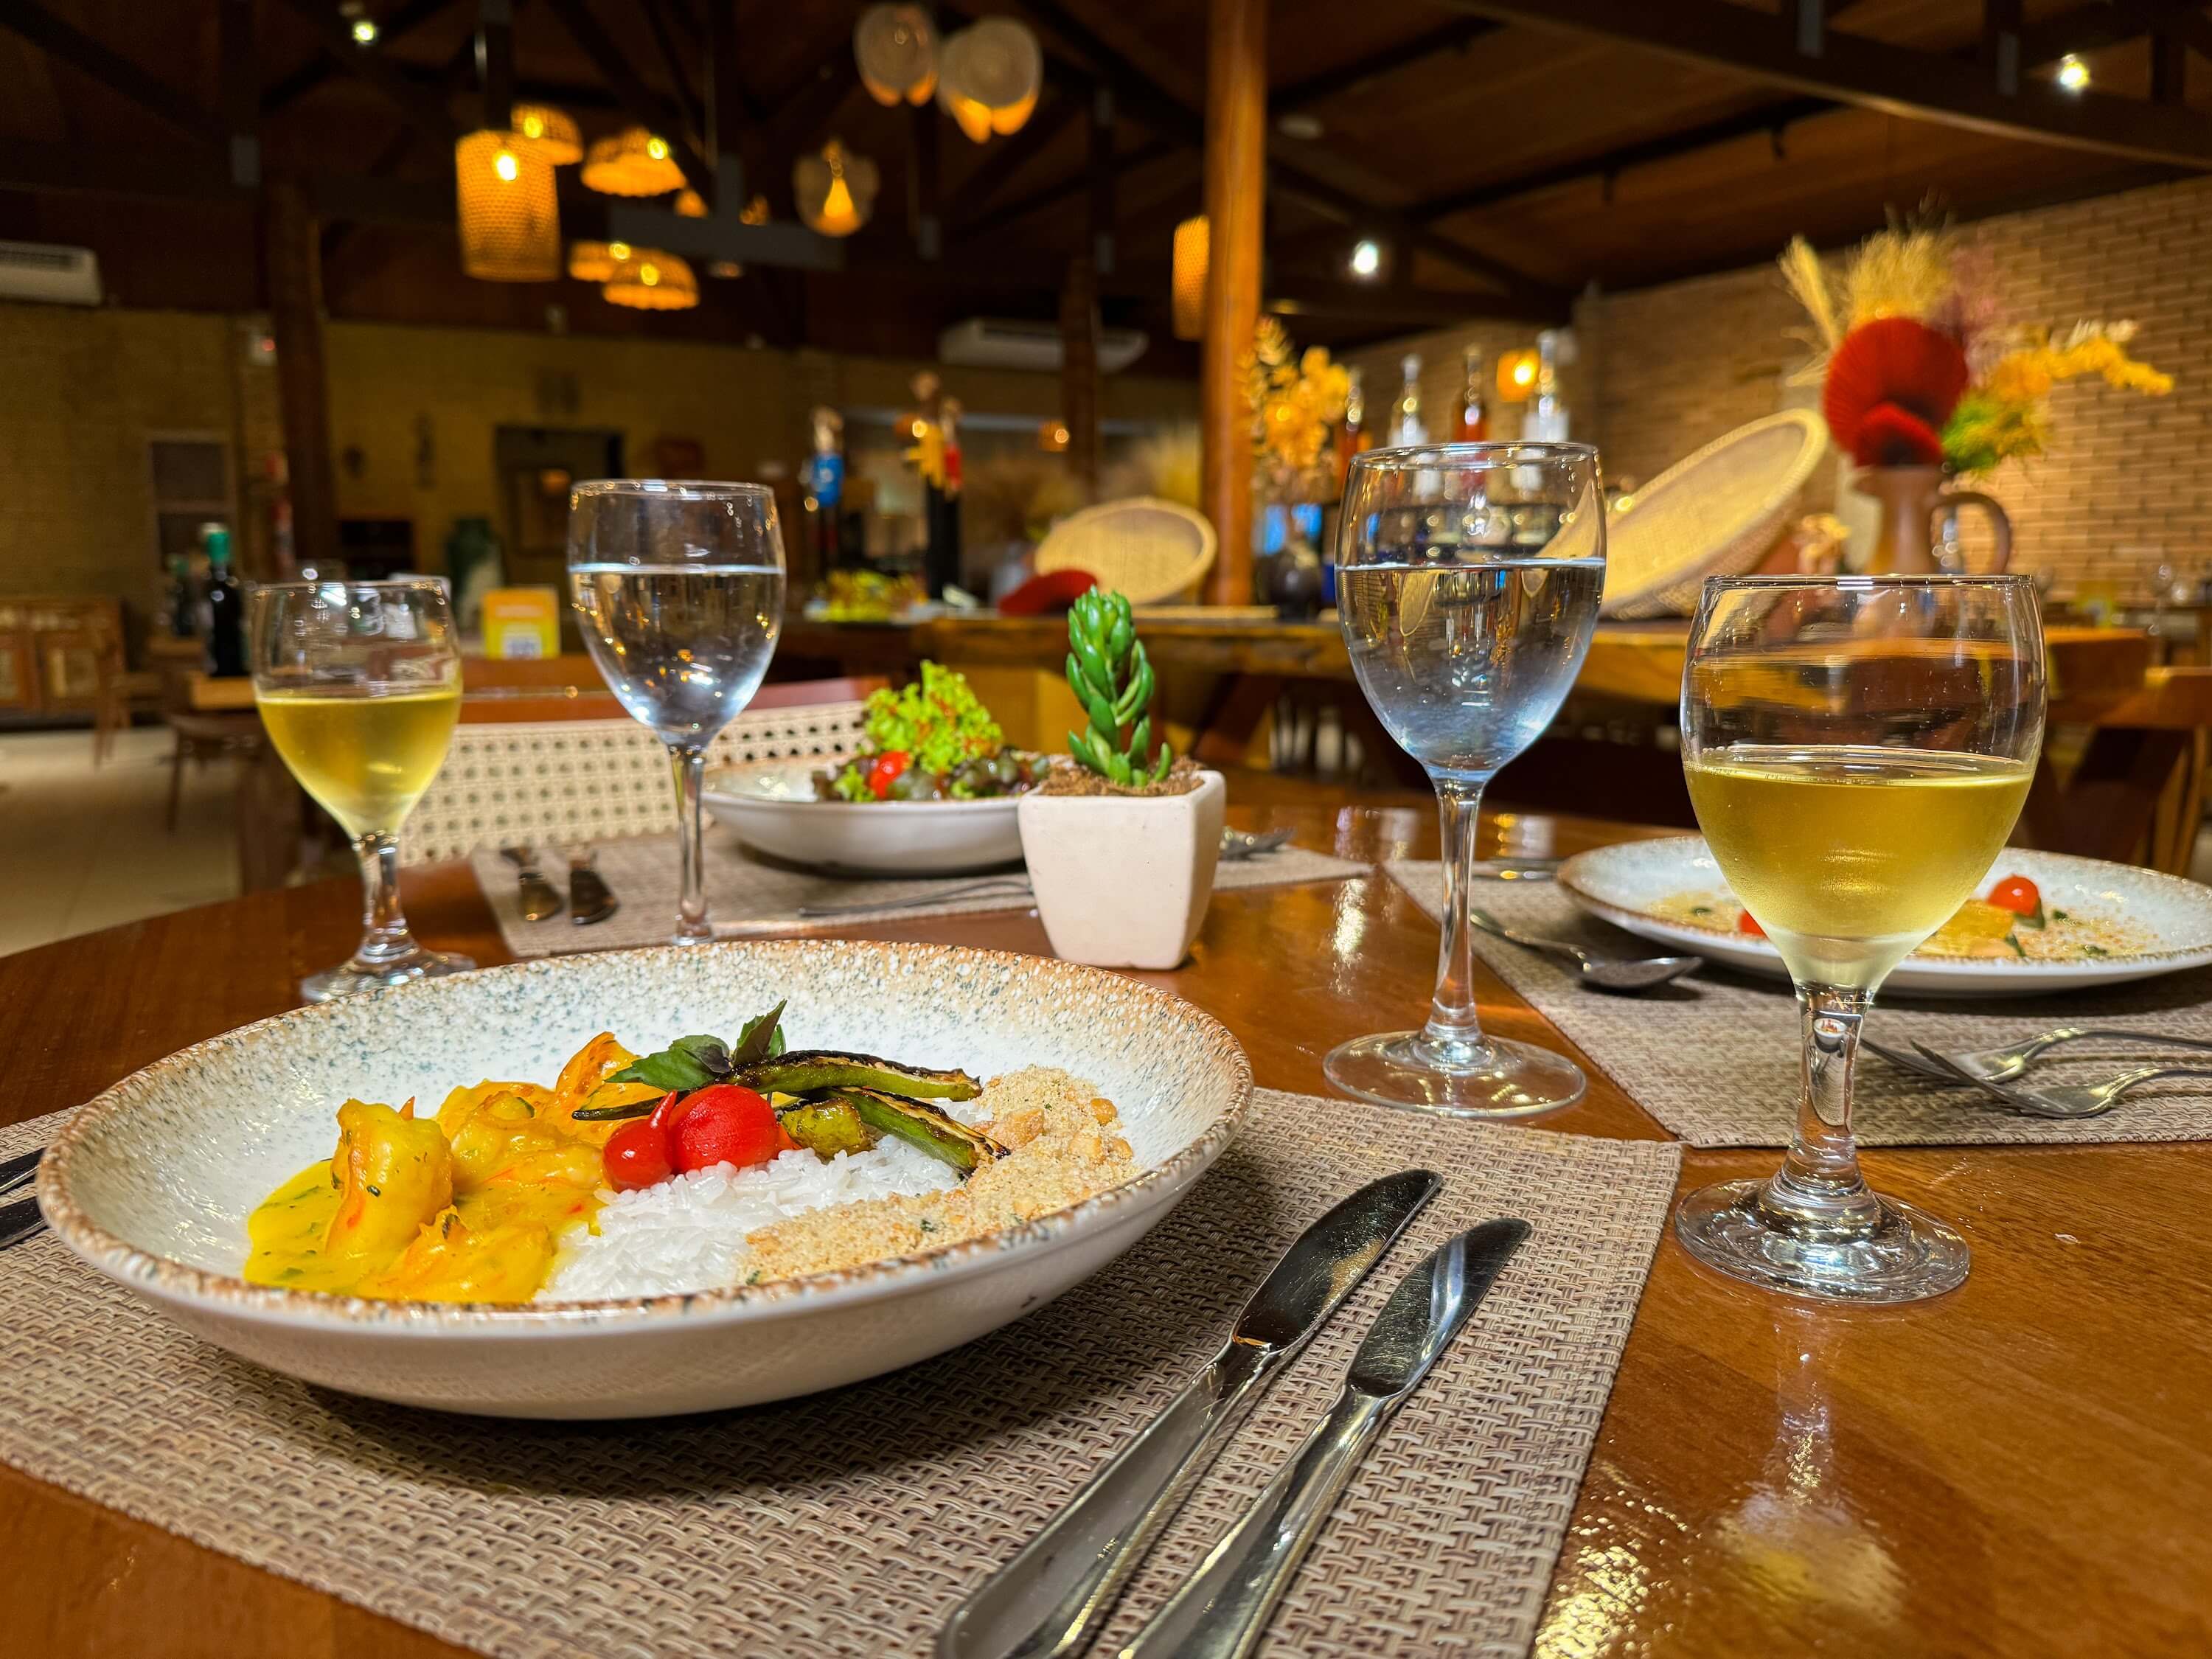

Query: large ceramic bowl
left=703, top=758, right=1027, bottom=874
left=37, top=941, right=1251, bottom=1419
left=1559, top=836, right=2212, bottom=997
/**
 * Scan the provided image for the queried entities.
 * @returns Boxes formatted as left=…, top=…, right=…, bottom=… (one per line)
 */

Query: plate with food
left=703, top=663, right=1044, bottom=874
left=1557, top=837, right=2212, bottom=997
left=36, top=939, right=1250, bottom=1418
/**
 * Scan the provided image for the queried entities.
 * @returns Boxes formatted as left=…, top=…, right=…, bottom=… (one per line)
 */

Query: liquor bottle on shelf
left=1520, top=330, right=1571, bottom=443
left=1335, top=365, right=1370, bottom=484
left=1388, top=353, right=1427, bottom=447
left=799, top=406, right=846, bottom=576
left=1454, top=344, right=1489, bottom=442
left=201, top=524, right=248, bottom=678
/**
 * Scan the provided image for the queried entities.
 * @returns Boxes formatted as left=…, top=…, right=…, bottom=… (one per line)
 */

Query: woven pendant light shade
left=793, top=141, right=878, bottom=237
left=854, top=4, right=937, bottom=105
left=1172, top=215, right=1207, bottom=340
left=581, top=127, right=685, bottom=196
left=740, top=194, right=770, bottom=224
left=567, top=240, right=629, bottom=282
left=455, top=131, right=560, bottom=282
left=509, top=103, right=582, bottom=165
left=674, top=187, right=709, bottom=218
left=936, top=18, right=1040, bottom=143
left=604, top=248, right=698, bottom=310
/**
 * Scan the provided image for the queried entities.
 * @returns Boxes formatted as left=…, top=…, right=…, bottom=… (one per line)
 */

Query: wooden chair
left=402, top=677, right=887, bottom=866
left=2029, top=666, right=2212, bottom=874
left=1034, top=497, right=1217, bottom=605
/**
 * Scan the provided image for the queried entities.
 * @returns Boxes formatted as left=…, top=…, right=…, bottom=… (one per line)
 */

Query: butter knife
left=569, top=855, right=618, bottom=926
left=1116, top=1218, right=1532, bottom=1659
left=500, top=846, right=563, bottom=923
left=937, top=1169, right=1441, bottom=1659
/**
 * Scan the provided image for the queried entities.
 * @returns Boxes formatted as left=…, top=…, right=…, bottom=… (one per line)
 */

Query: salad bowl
left=703, top=759, right=1027, bottom=874
left=37, top=939, right=1251, bottom=1419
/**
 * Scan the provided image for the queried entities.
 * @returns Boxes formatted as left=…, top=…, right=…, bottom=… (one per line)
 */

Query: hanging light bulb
left=581, top=126, right=685, bottom=196
left=455, top=130, right=560, bottom=282
left=794, top=140, right=879, bottom=237
left=508, top=103, right=582, bottom=165
left=855, top=4, right=938, bottom=106
left=603, top=247, right=699, bottom=310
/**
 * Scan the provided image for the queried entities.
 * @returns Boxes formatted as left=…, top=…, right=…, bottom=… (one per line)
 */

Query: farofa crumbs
left=741, top=1068, right=1135, bottom=1284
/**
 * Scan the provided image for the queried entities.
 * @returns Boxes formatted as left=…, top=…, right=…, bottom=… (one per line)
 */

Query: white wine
left=570, top=563, right=784, bottom=745
left=1686, top=742, right=2033, bottom=990
left=259, top=686, right=462, bottom=838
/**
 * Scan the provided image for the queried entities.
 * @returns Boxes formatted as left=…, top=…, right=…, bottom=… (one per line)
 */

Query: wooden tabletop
left=3, top=773, right=2207, bottom=1658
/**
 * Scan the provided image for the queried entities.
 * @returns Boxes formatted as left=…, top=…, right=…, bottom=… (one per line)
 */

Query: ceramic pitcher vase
left=1852, top=465, right=2012, bottom=574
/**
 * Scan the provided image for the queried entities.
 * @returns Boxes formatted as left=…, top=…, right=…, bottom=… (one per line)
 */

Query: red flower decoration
left=997, top=567, right=1098, bottom=616
left=1823, top=316, right=1969, bottom=467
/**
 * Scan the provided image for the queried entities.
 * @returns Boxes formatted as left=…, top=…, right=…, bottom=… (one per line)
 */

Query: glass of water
left=568, top=481, right=785, bottom=943
left=1329, top=443, right=1607, bottom=1117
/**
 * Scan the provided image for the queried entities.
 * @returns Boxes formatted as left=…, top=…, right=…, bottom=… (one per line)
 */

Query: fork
left=1910, top=1044, right=2212, bottom=1119
left=1870, top=1026, right=2212, bottom=1085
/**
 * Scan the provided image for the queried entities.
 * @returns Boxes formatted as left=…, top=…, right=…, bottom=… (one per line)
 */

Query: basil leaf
left=672, top=1033, right=734, bottom=1077
left=605, top=1045, right=717, bottom=1093
left=731, top=1000, right=787, bottom=1066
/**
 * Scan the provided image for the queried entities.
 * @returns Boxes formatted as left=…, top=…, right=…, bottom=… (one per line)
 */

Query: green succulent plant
left=1063, top=588, right=1173, bottom=787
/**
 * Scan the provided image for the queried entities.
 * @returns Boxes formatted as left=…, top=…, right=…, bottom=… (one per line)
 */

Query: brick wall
left=1349, top=172, right=2212, bottom=600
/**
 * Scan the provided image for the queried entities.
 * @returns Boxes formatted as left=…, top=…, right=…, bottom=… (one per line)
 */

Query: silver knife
left=569, top=854, right=618, bottom=926
left=937, top=1169, right=1442, bottom=1659
left=1116, top=1219, right=1532, bottom=1659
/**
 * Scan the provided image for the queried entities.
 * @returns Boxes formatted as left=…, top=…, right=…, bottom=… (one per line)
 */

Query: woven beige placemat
left=1387, top=860, right=2212, bottom=1149
left=471, top=833, right=1368, bottom=956
left=0, top=1093, right=1677, bottom=1659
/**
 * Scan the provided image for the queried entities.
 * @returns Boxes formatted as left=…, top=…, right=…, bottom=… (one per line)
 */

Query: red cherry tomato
left=670, top=1084, right=793, bottom=1174
left=602, top=1117, right=674, bottom=1191
left=866, top=751, right=913, bottom=799
left=1736, top=909, right=1767, bottom=938
left=1988, top=874, right=2042, bottom=917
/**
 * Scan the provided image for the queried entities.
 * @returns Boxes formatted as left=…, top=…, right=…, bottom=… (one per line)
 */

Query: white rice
left=539, top=1139, right=959, bottom=1301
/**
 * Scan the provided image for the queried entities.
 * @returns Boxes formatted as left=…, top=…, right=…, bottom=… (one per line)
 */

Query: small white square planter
left=1016, top=770, right=1226, bottom=969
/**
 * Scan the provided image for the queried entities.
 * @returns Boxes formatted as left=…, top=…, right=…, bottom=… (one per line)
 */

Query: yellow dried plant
left=1242, top=318, right=1349, bottom=494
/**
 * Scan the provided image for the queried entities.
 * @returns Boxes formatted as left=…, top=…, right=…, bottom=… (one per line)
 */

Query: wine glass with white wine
left=568, top=481, right=785, bottom=944
left=1676, top=574, right=2045, bottom=1302
left=250, top=579, right=473, bottom=1002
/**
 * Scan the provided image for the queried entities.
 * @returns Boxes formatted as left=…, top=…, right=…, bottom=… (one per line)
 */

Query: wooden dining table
left=4, top=772, right=2206, bottom=1658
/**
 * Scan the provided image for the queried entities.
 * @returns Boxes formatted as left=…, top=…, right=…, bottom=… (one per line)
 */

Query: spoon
left=1468, top=906, right=1702, bottom=993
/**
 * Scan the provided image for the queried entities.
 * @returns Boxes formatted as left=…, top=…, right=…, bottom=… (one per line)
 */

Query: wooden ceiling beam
left=1444, top=0, right=2212, bottom=169
left=0, top=0, right=227, bottom=145
left=949, top=91, right=1082, bottom=230
left=978, top=0, right=1566, bottom=307
left=960, top=135, right=1177, bottom=239
left=1273, top=19, right=1503, bottom=114
left=273, top=0, right=458, bottom=139
left=539, top=0, right=712, bottom=198
left=638, top=0, right=706, bottom=145
left=261, top=0, right=456, bottom=116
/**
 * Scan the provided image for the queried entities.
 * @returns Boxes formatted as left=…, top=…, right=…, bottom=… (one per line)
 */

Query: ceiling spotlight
left=1276, top=112, right=1324, bottom=141
left=344, top=4, right=379, bottom=46
left=1349, top=238, right=1382, bottom=279
left=2056, top=52, right=2090, bottom=93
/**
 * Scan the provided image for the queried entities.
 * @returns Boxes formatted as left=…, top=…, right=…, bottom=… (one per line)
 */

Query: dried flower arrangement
left=1242, top=318, right=1349, bottom=501
left=1779, top=212, right=2173, bottom=478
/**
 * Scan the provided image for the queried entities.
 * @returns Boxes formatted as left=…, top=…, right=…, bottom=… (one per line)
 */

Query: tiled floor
left=0, top=726, right=240, bottom=959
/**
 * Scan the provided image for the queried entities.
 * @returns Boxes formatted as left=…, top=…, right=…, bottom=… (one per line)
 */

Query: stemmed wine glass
left=568, top=481, right=785, bottom=944
left=1676, top=574, right=2045, bottom=1302
left=250, top=578, right=474, bottom=1002
left=1329, top=443, right=1607, bottom=1117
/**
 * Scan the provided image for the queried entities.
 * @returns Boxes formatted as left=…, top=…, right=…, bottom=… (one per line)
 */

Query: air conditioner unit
left=938, top=317, right=1149, bottom=375
left=0, top=240, right=101, bottom=306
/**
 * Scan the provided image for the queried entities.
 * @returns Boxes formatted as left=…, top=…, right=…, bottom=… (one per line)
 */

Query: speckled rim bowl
left=37, top=939, right=1251, bottom=1418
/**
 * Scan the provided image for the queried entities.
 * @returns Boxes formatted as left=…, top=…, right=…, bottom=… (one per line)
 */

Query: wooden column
left=1061, top=255, right=1102, bottom=495
left=1200, top=0, right=1265, bottom=605
left=262, top=178, right=339, bottom=572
